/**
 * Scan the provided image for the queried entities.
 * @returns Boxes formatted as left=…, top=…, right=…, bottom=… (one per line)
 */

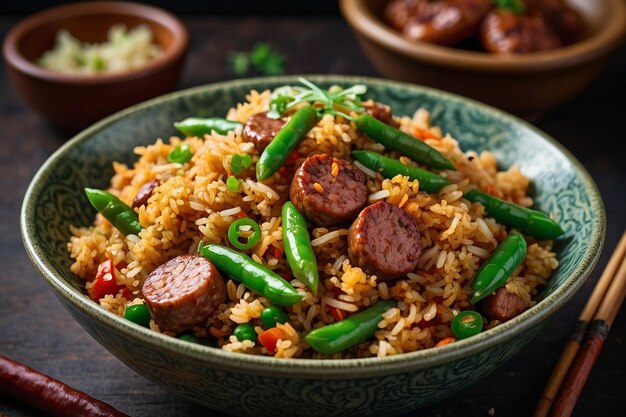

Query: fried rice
left=67, top=88, right=558, bottom=359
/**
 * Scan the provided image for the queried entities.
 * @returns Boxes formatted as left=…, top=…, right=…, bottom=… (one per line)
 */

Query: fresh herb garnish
left=492, top=0, right=526, bottom=14
left=267, top=77, right=367, bottom=120
left=228, top=43, right=286, bottom=76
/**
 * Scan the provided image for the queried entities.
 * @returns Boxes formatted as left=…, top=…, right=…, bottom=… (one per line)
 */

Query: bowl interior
left=7, top=2, right=184, bottom=77
left=17, top=14, right=176, bottom=63
left=21, top=75, right=604, bottom=373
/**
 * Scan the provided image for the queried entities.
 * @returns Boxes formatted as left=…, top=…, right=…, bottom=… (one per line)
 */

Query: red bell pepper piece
left=258, top=327, right=287, bottom=353
left=329, top=306, right=347, bottom=322
left=90, top=259, right=120, bottom=301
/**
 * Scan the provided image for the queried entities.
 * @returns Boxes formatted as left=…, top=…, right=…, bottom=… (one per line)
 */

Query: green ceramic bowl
left=21, top=76, right=604, bottom=416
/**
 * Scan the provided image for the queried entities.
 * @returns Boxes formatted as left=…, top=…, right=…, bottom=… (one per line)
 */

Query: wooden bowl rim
left=340, top=0, right=626, bottom=73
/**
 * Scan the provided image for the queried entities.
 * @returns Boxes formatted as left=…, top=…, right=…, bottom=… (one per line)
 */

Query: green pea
left=261, top=305, right=289, bottom=328
left=179, top=334, right=199, bottom=343
left=124, top=304, right=151, bottom=327
left=233, top=323, right=256, bottom=342
left=451, top=311, right=483, bottom=339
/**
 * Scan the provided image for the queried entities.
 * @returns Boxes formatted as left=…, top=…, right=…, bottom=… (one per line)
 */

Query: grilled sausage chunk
left=242, top=112, right=286, bottom=152
left=395, top=0, right=492, bottom=46
left=348, top=201, right=422, bottom=281
left=363, top=101, right=399, bottom=128
left=131, top=179, right=159, bottom=209
left=142, top=255, right=226, bottom=333
left=290, top=154, right=368, bottom=227
left=482, top=287, right=529, bottom=322
left=526, top=0, right=585, bottom=44
left=481, top=9, right=561, bottom=53
left=384, top=0, right=429, bottom=32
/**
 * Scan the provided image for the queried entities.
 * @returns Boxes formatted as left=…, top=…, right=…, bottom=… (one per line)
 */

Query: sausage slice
left=132, top=179, right=159, bottom=209
left=363, top=102, right=399, bottom=127
left=142, top=255, right=226, bottom=333
left=348, top=201, right=422, bottom=281
left=482, top=287, right=529, bottom=322
left=242, top=112, right=286, bottom=152
left=290, top=154, right=368, bottom=227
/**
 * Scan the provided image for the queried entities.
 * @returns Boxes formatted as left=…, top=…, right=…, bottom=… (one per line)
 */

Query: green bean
left=355, top=113, right=455, bottom=171
left=281, top=202, right=319, bottom=294
left=256, top=106, right=319, bottom=180
left=200, top=244, right=304, bottom=306
left=465, top=189, right=564, bottom=240
left=352, top=150, right=450, bottom=193
left=305, top=301, right=396, bottom=354
left=471, top=231, right=527, bottom=304
left=174, top=117, right=243, bottom=136
left=84, top=188, right=142, bottom=236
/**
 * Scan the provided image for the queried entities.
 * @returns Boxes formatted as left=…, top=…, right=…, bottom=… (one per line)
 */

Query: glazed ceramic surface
left=21, top=76, right=604, bottom=416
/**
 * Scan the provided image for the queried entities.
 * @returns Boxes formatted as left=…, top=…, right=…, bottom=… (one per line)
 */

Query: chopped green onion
left=231, top=154, right=243, bottom=174
left=167, top=143, right=192, bottom=163
left=228, top=218, right=262, bottom=250
left=451, top=311, right=484, bottom=339
left=241, top=154, right=252, bottom=169
left=268, top=78, right=366, bottom=119
left=93, top=55, right=106, bottom=72
left=227, top=176, right=241, bottom=192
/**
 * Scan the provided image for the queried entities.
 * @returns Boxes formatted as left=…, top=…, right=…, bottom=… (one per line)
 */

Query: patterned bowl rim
left=21, top=75, right=605, bottom=378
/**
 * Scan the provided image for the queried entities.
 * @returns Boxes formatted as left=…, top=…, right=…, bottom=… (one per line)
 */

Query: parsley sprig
left=267, top=77, right=367, bottom=120
left=229, top=43, right=285, bottom=76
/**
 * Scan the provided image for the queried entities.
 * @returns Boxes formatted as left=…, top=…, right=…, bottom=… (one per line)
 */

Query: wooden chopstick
left=533, top=230, right=626, bottom=417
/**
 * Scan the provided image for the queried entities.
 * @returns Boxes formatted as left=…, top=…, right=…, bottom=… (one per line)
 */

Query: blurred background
left=2, top=2, right=340, bottom=15
left=1, top=1, right=625, bottom=417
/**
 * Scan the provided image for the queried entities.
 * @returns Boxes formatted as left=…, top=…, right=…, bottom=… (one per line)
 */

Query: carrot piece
left=435, top=336, right=457, bottom=347
left=414, top=127, right=440, bottom=141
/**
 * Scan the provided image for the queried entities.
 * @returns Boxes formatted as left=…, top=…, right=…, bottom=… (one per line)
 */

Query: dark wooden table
left=1, top=14, right=625, bottom=417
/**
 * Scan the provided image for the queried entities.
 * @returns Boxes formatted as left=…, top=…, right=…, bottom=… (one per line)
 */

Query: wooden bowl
left=2, top=1, right=189, bottom=132
left=339, top=0, right=626, bottom=119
